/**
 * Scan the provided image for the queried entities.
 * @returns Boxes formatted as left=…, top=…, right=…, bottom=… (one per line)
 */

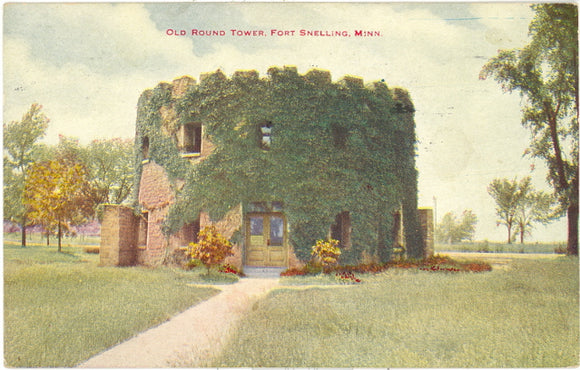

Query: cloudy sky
left=3, top=2, right=567, bottom=242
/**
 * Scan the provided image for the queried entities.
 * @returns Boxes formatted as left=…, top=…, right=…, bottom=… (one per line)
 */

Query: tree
left=3, top=104, right=49, bottom=246
left=435, top=210, right=478, bottom=244
left=24, top=160, right=93, bottom=252
left=514, top=187, right=559, bottom=244
left=457, top=210, right=478, bottom=242
left=488, top=177, right=526, bottom=244
left=188, top=226, right=233, bottom=275
left=481, top=4, right=578, bottom=255
left=82, top=138, right=134, bottom=205
left=488, top=176, right=558, bottom=244
left=54, top=136, right=134, bottom=218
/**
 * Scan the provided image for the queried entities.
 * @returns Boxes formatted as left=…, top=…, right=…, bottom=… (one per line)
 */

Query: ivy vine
left=133, top=67, right=424, bottom=263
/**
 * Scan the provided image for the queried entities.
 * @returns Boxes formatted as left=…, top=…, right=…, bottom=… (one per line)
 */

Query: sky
left=2, top=2, right=568, bottom=242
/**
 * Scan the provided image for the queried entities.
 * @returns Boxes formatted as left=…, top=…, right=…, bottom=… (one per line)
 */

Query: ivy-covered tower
left=100, top=66, right=432, bottom=268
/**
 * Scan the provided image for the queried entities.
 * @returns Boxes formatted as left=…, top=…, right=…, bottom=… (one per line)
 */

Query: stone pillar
left=418, top=208, right=434, bottom=258
left=100, top=205, right=138, bottom=266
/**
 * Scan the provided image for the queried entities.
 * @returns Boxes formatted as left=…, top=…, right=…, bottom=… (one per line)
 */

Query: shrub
left=166, top=247, right=190, bottom=268
left=280, top=263, right=322, bottom=277
left=83, top=246, right=100, bottom=254
left=328, top=263, right=387, bottom=274
left=554, top=244, right=567, bottom=254
left=188, top=226, right=233, bottom=276
left=387, top=260, right=419, bottom=269
left=280, top=267, right=309, bottom=277
left=305, top=261, right=323, bottom=275
left=186, top=258, right=203, bottom=270
left=418, top=255, right=492, bottom=273
left=311, top=239, right=341, bottom=272
left=462, top=262, right=493, bottom=272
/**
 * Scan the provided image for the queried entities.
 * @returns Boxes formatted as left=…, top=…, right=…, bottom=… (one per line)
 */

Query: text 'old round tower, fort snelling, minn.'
left=99, top=66, right=434, bottom=271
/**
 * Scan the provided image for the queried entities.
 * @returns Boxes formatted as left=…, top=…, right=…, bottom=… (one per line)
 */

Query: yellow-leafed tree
left=189, top=225, right=233, bottom=275
left=24, top=160, right=94, bottom=252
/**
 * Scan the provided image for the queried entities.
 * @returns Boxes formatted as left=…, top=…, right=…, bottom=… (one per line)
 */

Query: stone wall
left=100, top=205, right=138, bottom=266
left=138, top=161, right=175, bottom=265
left=418, top=208, right=434, bottom=258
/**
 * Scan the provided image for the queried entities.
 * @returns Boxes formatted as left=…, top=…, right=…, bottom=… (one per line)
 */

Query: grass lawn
left=4, top=243, right=221, bottom=367
left=213, top=256, right=579, bottom=367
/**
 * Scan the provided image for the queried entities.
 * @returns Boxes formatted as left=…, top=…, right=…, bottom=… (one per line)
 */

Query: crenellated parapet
left=140, top=66, right=413, bottom=109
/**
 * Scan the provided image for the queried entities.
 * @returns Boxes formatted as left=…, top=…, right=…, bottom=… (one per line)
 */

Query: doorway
left=245, top=213, right=287, bottom=267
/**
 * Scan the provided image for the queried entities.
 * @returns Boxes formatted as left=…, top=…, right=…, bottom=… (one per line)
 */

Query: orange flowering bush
left=188, top=226, right=233, bottom=275
left=311, top=238, right=341, bottom=271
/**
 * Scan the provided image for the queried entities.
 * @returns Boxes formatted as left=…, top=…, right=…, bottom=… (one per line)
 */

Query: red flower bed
left=335, top=271, right=362, bottom=284
left=279, top=255, right=492, bottom=277
left=218, top=264, right=245, bottom=276
left=462, top=262, right=493, bottom=272
left=419, top=265, right=461, bottom=272
left=417, top=255, right=492, bottom=273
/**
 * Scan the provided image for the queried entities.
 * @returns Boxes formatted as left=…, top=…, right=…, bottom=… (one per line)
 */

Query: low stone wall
left=100, top=205, right=139, bottom=266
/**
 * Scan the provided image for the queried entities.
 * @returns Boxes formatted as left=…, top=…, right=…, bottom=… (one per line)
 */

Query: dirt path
left=78, top=278, right=278, bottom=368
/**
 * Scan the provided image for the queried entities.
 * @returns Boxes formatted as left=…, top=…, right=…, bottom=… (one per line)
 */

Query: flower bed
left=281, top=255, right=492, bottom=280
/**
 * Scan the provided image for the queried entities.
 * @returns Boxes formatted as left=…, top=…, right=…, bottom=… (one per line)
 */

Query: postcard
left=3, top=2, right=578, bottom=368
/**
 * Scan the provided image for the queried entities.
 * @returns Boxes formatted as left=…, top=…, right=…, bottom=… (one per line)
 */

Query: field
left=4, top=231, right=101, bottom=247
left=435, top=241, right=567, bottom=254
left=4, top=234, right=578, bottom=368
left=3, top=242, right=221, bottom=367
left=213, top=255, right=579, bottom=368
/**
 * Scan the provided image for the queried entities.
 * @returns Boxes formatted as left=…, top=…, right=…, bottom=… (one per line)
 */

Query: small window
left=138, top=211, right=149, bottom=247
left=331, top=211, right=351, bottom=249
left=260, top=122, right=273, bottom=150
left=141, top=136, right=150, bottom=159
left=181, top=219, right=201, bottom=245
left=181, top=123, right=202, bottom=154
left=331, top=124, right=347, bottom=149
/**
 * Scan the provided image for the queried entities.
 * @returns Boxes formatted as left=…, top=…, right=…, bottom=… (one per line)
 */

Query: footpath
left=78, top=277, right=279, bottom=368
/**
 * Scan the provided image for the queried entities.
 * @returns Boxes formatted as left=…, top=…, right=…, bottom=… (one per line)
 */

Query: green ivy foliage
left=134, top=67, right=424, bottom=263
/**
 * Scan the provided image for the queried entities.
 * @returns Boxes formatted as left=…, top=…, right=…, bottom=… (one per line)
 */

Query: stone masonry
left=100, top=67, right=433, bottom=270
left=100, top=205, right=138, bottom=266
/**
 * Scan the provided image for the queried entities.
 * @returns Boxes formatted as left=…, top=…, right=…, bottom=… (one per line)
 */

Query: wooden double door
left=245, top=212, right=287, bottom=267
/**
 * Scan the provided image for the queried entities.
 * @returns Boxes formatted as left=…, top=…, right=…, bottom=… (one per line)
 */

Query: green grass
left=213, top=256, right=579, bottom=367
left=4, top=231, right=101, bottom=247
left=436, top=241, right=566, bottom=254
left=4, top=244, right=221, bottom=367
